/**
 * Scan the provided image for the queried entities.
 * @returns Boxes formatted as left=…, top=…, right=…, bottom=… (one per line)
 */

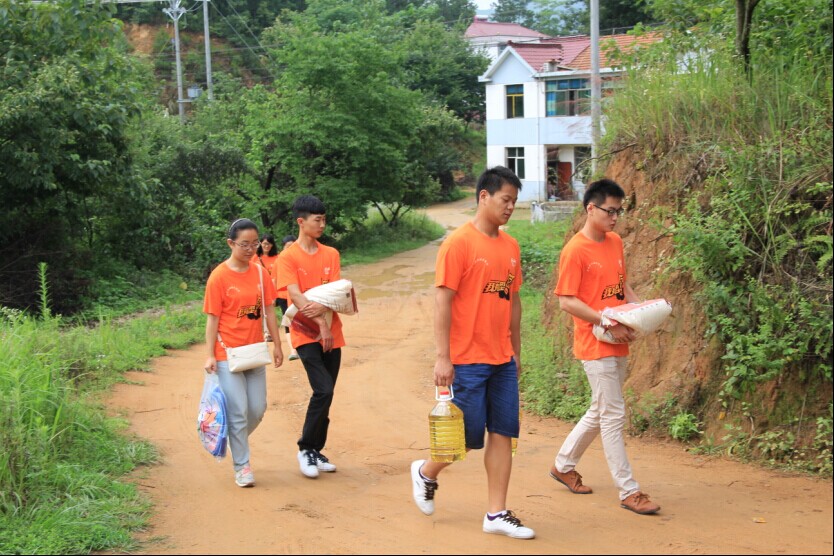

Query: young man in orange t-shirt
left=548, top=178, right=660, bottom=515
left=275, top=195, right=344, bottom=479
left=410, top=166, right=535, bottom=540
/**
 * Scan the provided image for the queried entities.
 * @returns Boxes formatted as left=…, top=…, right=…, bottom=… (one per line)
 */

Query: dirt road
left=108, top=198, right=833, bottom=554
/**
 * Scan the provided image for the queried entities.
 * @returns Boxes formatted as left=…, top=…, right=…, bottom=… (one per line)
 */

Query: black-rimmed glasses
left=592, top=204, right=626, bottom=218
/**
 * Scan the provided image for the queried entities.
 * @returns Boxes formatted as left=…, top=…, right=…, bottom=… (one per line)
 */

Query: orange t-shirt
left=435, top=222, right=523, bottom=365
left=272, top=251, right=289, bottom=300
left=252, top=253, right=279, bottom=279
left=554, top=231, right=630, bottom=361
left=203, top=261, right=278, bottom=361
left=275, top=241, right=345, bottom=350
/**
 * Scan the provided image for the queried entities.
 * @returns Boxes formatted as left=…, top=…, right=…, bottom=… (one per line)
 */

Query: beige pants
left=554, top=356, right=640, bottom=500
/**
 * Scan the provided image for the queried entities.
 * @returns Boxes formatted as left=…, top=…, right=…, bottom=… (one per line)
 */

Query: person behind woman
left=204, top=218, right=284, bottom=488
left=273, top=235, right=300, bottom=361
left=253, top=233, right=280, bottom=275
left=252, top=234, right=280, bottom=341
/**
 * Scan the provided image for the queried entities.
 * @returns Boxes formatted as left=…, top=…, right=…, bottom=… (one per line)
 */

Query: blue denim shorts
left=451, top=359, right=519, bottom=450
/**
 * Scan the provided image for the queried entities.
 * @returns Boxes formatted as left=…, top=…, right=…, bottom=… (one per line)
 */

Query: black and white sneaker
left=482, top=510, right=535, bottom=539
left=298, top=449, right=319, bottom=478
left=410, top=460, right=438, bottom=516
left=315, top=451, right=337, bottom=472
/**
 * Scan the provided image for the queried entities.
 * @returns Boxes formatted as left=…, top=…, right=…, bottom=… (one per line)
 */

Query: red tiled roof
left=569, top=31, right=663, bottom=70
left=465, top=19, right=550, bottom=39
left=507, top=36, right=591, bottom=71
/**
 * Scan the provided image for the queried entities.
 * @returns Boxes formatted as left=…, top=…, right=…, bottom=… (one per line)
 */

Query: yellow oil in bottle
left=429, top=394, right=466, bottom=463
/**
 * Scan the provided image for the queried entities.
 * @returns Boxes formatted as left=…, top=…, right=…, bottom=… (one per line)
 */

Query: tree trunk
left=735, top=0, right=761, bottom=75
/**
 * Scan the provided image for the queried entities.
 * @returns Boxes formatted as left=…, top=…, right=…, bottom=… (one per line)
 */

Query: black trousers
left=296, top=343, right=342, bottom=452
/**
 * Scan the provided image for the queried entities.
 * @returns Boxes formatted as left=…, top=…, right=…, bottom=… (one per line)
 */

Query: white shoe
left=314, top=451, right=337, bottom=472
left=298, top=450, right=319, bottom=478
left=482, top=510, right=535, bottom=539
left=234, top=465, right=255, bottom=487
left=410, top=460, right=438, bottom=516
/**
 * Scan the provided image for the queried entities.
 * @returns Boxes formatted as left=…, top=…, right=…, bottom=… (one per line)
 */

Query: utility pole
left=163, top=0, right=186, bottom=123
left=202, top=0, right=213, bottom=100
left=590, top=0, right=601, bottom=174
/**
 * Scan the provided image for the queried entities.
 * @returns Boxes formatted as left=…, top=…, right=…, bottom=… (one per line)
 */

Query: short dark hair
left=583, top=178, right=625, bottom=209
left=257, top=233, right=278, bottom=257
left=228, top=218, right=258, bottom=240
left=292, top=195, right=327, bottom=219
left=281, top=234, right=297, bottom=245
left=476, top=166, right=523, bottom=200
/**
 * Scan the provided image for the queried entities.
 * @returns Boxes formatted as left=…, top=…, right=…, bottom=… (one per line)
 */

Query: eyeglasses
left=592, top=204, right=626, bottom=218
left=245, top=306, right=262, bottom=320
left=232, top=241, right=259, bottom=250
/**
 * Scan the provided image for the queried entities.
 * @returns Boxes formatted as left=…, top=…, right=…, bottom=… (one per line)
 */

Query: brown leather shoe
left=620, top=491, right=660, bottom=514
left=549, top=466, right=592, bottom=494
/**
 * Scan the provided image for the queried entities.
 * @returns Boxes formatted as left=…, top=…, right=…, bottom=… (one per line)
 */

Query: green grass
left=338, top=210, right=445, bottom=267
left=0, top=300, right=204, bottom=554
left=77, top=268, right=204, bottom=322
left=503, top=219, right=592, bottom=421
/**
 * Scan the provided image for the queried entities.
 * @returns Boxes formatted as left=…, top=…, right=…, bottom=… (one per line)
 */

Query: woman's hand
left=273, top=346, right=284, bottom=368
left=204, top=356, right=217, bottom=374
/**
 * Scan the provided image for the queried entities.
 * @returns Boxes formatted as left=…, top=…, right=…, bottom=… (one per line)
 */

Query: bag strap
left=217, top=264, right=268, bottom=349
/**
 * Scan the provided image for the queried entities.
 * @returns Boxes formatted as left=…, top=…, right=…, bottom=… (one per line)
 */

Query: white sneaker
left=234, top=465, right=255, bottom=487
left=482, top=510, right=535, bottom=539
left=410, top=460, right=438, bottom=516
left=314, top=451, right=337, bottom=472
left=298, top=450, right=319, bottom=478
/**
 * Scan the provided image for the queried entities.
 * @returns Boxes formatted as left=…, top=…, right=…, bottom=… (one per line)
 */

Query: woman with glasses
left=203, top=218, right=284, bottom=487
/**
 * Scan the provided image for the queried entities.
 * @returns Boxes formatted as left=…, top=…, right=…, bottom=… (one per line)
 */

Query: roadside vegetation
left=598, top=0, right=832, bottom=473
left=0, top=265, right=205, bottom=554
left=507, top=219, right=592, bottom=422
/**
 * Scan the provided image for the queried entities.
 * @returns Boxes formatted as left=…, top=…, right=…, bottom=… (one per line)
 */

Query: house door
left=557, top=162, right=573, bottom=199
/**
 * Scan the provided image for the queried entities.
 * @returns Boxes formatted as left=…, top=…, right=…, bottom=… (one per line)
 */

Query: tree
left=397, top=19, right=490, bottom=121
left=491, top=0, right=535, bottom=26
left=734, top=0, right=760, bottom=74
left=0, top=0, right=148, bottom=309
left=529, top=0, right=587, bottom=35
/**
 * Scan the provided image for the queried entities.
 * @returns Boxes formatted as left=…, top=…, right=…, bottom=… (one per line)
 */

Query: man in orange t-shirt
left=548, top=178, right=661, bottom=515
left=275, top=195, right=344, bottom=479
left=410, top=166, right=535, bottom=540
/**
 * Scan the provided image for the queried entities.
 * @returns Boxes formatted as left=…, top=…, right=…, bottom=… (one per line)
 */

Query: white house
left=464, top=15, right=550, bottom=62
left=479, top=32, right=661, bottom=202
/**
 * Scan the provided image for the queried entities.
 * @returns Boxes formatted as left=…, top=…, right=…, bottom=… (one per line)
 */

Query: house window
left=506, top=147, right=525, bottom=179
left=546, top=79, right=590, bottom=116
left=506, top=85, right=524, bottom=118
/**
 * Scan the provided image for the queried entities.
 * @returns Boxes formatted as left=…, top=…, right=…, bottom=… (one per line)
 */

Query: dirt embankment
left=545, top=149, right=832, bottom=446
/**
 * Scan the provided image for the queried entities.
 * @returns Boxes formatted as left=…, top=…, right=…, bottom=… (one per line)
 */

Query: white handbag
left=218, top=264, right=271, bottom=372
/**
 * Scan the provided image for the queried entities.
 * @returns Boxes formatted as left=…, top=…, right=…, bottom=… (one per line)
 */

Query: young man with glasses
left=547, top=178, right=661, bottom=515
left=275, top=195, right=344, bottom=479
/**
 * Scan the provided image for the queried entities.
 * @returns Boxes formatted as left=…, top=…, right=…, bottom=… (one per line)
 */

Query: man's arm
left=434, top=286, right=456, bottom=387
left=287, top=284, right=333, bottom=351
left=624, top=282, right=641, bottom=304
left=558, top=295, right=636, bottom=343
left=511, top=290, right=522, bottom=376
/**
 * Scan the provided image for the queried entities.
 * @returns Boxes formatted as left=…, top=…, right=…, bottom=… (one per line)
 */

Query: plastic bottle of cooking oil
left=429, top=387, right=466, bottom=463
